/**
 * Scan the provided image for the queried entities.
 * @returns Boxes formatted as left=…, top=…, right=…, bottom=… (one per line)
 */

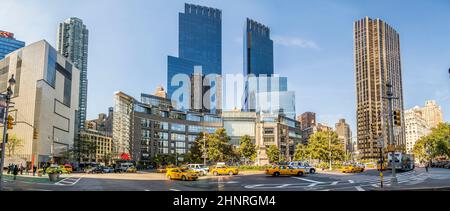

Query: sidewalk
left=1, top=173, right=70, bottom=185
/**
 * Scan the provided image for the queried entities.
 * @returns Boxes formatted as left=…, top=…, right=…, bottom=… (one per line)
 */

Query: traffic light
left=393, top=110, right=401, bottom=126
left=7, top=115, right=14, bottom=130
left=33, top=129, right=39, bottom=140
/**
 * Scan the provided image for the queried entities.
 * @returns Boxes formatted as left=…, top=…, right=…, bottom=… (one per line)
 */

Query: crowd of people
left=5, top=163, right=39, bottom=179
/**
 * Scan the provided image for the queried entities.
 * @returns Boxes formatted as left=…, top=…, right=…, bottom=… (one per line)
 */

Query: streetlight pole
left=329, top=131, right=332, bottom=171
left=384, top=82, right=398, bottom=185
left=203, top=132, right=206, bottom=166
left=0, top=74, right=16, bottom=191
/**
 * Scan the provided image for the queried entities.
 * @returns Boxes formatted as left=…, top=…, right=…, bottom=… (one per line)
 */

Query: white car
left=288, top=161, right=316, bottom=174
left=187, top=164, right=209, bottom=176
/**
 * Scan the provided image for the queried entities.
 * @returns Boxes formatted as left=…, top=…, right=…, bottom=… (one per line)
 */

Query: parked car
left=266, top=165, right=305, bottom=177
left=186, top=164, right=209, bottom=176
left=103, top=167, right=114, bottom=173
left=166, top=168, right=198, bottom=181
left=86, top=166, right=104, bottom=174
left=288, top=161, right=316, bottom=174
left=210, top=165, right=239, bottom=176
left=443, top=162, right=450, bottom=169
left=126, top=166, right=137, bottom=173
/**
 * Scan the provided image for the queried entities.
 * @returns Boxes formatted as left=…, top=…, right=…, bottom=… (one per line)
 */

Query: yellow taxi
left=265, top=165, right=305, bottom=177
left=60, top=165, right=73, bottom=174
left=166, top=168, right=198, bottom=181
left=210, top=165, right=239, bottom=176
left=341, top=164, right=365, bottom=173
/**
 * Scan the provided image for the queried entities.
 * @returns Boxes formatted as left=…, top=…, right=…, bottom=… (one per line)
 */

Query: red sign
left=0, top=31, right=14, bottom=39
left=120, top=153, right=131, bottom=161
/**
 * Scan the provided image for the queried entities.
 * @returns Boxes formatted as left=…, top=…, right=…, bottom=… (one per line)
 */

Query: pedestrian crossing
left=55, top=176, right=83, bottom=186
left=244, top=171, right=430, bottom=190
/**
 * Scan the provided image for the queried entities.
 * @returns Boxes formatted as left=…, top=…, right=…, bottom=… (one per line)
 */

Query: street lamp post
left=384, top=82, right=398, bottom=185
left=0, top=75, right=16, bottom=191
left=329, top=131, right=332, bottom=171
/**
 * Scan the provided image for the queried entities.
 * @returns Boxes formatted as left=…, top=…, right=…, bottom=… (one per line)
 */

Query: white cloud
left=272, top=35, right=319, bottom=50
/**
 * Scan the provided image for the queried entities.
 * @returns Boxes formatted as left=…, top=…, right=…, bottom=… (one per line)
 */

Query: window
left=171, top=133, right=186, bottom=141
left=175, top=142, right=186, bottom=148
left=187, top=114, right=201, bottom=122
left=171, top=123, right=186, bottom=132
left=154, top=122, right=169, bottom=130
left=63, top=76, right=71, bottom=106
left=45, top=49, right=57, bottom=87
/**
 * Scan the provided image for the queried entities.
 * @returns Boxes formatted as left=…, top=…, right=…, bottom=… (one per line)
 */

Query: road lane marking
left=355, top=186, right=365, bottom=191
left=348, top=180, right=354, bottom=184
left=291, top=177, right=323, bottom=184
left=331, top=181, right=339, bottom=185
left=308, top=183, right=318, bottom=187
left=144, top=189, right=151, bottom=191
left=170, top=189, right=181, bottom=191
left=371, top=184, right=379, bottom=188
left=55, top=176, right=83, bottom=186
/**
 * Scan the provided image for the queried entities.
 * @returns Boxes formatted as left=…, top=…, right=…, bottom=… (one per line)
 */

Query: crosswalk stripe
left=331, top=181, right=339, bottom=185
left=348, top=180, right=354, bottom=184
left=170, top=189, right=181, bottom=191
left=355, top=186, right=365, bottom=191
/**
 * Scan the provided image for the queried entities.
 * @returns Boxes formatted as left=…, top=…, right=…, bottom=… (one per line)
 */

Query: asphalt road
left=3, top=168, right=450, bottom=191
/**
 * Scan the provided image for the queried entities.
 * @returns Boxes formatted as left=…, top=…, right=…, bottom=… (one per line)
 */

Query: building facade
left=223, top=110, right=301, bottom=165
left=0, top=40, right=80, bottom=163
left=404, top=107, right=430, bottom=154
left=244, top=18, right=274, bottom=77
left=335, top=119, right=353, bottom=154
left=85, top=108, right=113, bottom=136
left=354, top=17, right=406, bottom=159
left=57, top=17, right=89, bottom=131
left=419, top=100, right=444, bottom=129
left=79, top=129, right=113, bottom=164
left=113, top=91, right=222, bottom=164
left=0, top=31, right=25, bottom=60
left=167, top=3, right=222, bottom=113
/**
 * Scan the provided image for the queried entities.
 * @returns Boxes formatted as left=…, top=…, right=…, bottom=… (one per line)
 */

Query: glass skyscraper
left=167, top=4, right=222, bottom=113
left=242, top=19, right=295, bottom=118
left=0, top=31, right=25, bottom=60
left=57, top=17, right=89, bottom=131
left=244, top=18, right=274, bottom=77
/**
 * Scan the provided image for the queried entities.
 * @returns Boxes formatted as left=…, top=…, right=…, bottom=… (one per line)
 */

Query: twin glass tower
left=168, top=3, right=296, bottom=118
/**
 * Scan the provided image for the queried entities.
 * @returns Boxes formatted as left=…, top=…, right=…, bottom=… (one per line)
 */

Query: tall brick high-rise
left=354, top=17, right=406, bottom=159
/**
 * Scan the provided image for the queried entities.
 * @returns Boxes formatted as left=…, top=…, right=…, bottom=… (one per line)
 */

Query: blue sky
left=1, top=0, right=449, bottom=133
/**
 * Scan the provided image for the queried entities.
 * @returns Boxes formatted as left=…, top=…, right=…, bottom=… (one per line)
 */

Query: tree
left=307, top=131, right=345, bottom=163
left=239, top=135, right=257, bottom=164
left=6, top=134, right=23, bottom=157
left=266, top=145, right=280, bottom=163
left=413, top=123, right=450, bottom=163
left=293, top=143, right=309, bottom=161
left=206, top=129, right=234, bottom=162
left=187, top=132, right=207, bottom=164
left=79, top=139, right=97, bottom=162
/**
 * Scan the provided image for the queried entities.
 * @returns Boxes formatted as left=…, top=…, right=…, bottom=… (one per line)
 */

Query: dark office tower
left=167, top=4, right=222, bottom=113
left=354, top=17, right=405, bottom=159
left=244, top=18, right=274, bottom=77
left=57, top=17, right=89, bottom=131
left=0, top=30, right=25, bottom=60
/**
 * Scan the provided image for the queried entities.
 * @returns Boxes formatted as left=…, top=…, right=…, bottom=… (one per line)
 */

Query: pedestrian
left=425, top=162, right=429, bottom=173
left=20, top=164, right=24, bottom=175
left=33, top=165, right=37, bottom=176
left=7, top=164, right=11, bottom=174
left=13, top=165, right=19, bottom=180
